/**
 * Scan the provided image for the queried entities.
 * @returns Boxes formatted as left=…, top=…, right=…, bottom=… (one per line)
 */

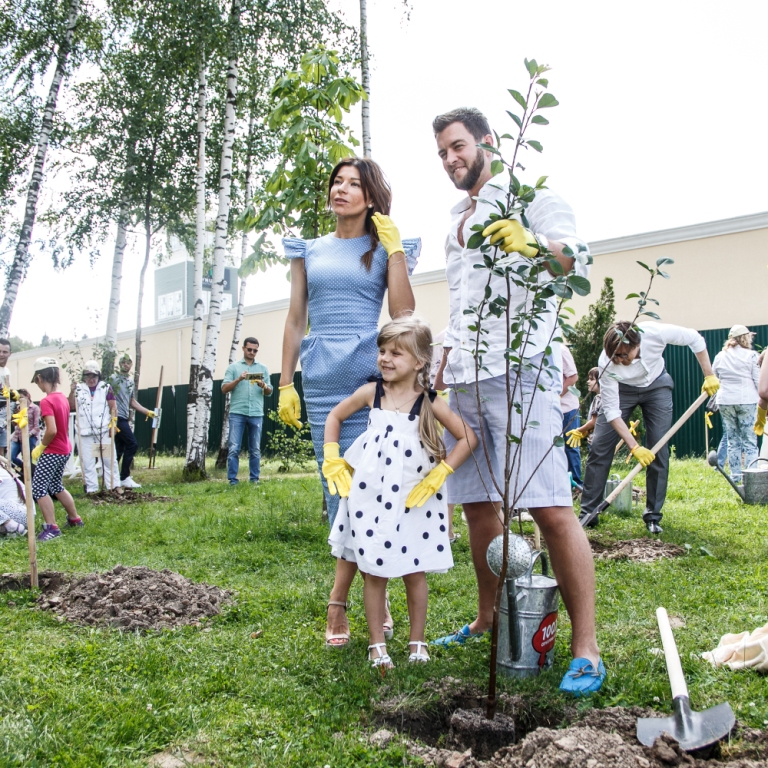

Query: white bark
left=360, top=0, right=371, bottom=158
left=101, top=200, right=129, bottom=375
left=187, top=52, right=207, bottom=451
left=185, top=0, right=240, bottom=476
left=0, top=0, right=80, bottom=336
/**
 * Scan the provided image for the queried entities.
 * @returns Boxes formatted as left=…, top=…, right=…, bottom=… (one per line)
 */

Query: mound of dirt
left=590, top=538, right=685, bottom=563
left=88, top=489, right=174, bottom=505
left=13, top=565, right=231, bottom=631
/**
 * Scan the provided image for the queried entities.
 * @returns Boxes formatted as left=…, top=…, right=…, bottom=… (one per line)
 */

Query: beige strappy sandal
left=325, top=600, right=350, bottom=648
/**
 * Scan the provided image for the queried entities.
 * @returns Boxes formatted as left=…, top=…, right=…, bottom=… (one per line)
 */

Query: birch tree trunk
left=186, top=51, right=207, bottom=452
left=184, top=0, right=240, bottom=478
left=101, top=202, right=129, bottom=377
left=359, top=0, right=371, bottom=158
left=0, top=0, right=80, bottom=336
left=133, top=190, right=153, bottom=418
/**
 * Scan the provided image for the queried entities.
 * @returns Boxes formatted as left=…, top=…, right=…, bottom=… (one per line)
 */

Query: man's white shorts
left=444, top=369, right=572, bottom=509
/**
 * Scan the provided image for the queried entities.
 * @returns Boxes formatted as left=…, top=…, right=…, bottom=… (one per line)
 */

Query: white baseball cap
left=83, top=360, right=101, bottom=374
left=31, top=357, right=59, bottom=382
left=728, top=324, right=753, bottom=339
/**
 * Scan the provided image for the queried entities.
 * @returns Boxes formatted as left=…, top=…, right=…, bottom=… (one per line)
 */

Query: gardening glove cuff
left=482, top=219, right=539, bottom=258
left=322, top=442, right=353, bottom=498
left=371, top=213, right=405, bottom=258
left=278, top=383, right=303, bottom=429
left=754, top=406, right=767, bottom=437
left=701, top=375, right=720, bottom=397
left=405, top=460, right=454, bottom=508
left=565, top=428, right=586, bottom=448
left=629, top=445, right=655, bottom=467
left=629, top=420, right=639, bottom=436
left=31, top=443, right=45, bottom=463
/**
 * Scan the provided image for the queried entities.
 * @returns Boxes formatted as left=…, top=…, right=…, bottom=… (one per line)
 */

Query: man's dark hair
left=243, top=337, right=259, bottom=347
left=603, top=321, right=642, bottom=360
left=0, top=338, right=11, bottom=351
left=35, top=367, right=60, bottom=385
left=432, top=107, right=491, bottom=140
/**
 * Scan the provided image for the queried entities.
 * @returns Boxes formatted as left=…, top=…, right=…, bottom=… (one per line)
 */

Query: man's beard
left=451, top=148, right=485, bottom=191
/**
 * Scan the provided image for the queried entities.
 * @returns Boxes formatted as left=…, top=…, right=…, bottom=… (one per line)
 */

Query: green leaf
left=656, top=257, right=675, bottom=267
left=567, top=275, right=591, bottom=296
left=525, top=58, right=538, bottom=78
left=536, top=93, right=559, bottom=109
left=509, top=89, right=528, bottom=110
left=506, top=111, right=522, bottom=129
left=536, top=78, right=549, bottom=87
left=535, top=175, right=548, bottom=188
left=527, top=140, right=543, bottom=153
left=553, top=435, right=565, bottom=448
left=625, top=293, right=640, bottom=299
left=657, top=270, right=671, bottom=279
left=636, top=260, right=653, bottom=272
left=531, top=115, right=549, bottom=125
left=642, top=311, right=661, bottom=320
left=467, top=231, right=486, bottom=250
left=477, top=142, right=501, bottom=155
left=490, top=159, right=505, bottom=176
left=699, top=546, right=714, bottom=557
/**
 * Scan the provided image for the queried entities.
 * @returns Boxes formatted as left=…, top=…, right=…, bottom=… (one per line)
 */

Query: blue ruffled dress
left=283, top=233, right=420, bottom=526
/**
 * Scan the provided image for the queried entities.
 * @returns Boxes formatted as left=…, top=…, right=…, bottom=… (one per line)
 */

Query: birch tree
left=0, top=0, right=83, bottom=336
left=359, top=0, right=371, bottom=157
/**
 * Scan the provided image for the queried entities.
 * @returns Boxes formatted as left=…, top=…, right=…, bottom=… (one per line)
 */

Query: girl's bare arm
left=42, top=414, right=57, bottom=446
left=324, top=383, right=376, bottom=444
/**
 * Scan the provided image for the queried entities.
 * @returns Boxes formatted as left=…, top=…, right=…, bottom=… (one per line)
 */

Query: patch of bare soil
left=1, top=566, right=230, bottom=631
left=590, top=537, right=686, bottom=563
left=88, top=488, right=174, bottom=504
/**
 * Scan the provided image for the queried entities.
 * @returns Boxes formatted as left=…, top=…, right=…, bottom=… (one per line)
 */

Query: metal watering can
left=604, top=472, right=633, bottom=514
left=707, top=453, right=768, bottom=505
left=486, top=534, right=560, bottom=678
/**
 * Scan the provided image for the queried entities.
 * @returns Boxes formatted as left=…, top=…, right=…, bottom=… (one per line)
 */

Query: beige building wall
left=14, top=212, right=767, bottom=397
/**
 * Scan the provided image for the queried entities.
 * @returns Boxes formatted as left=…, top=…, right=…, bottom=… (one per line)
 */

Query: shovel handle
left=656, top=606, right=688, bottom=700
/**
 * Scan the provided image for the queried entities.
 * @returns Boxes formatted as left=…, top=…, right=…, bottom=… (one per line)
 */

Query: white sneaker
left=121, top=476, right=142, bottom=489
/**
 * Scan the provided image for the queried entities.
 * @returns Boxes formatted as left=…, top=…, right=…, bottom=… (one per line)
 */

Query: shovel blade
left=637, top=697, right=735, bottom=752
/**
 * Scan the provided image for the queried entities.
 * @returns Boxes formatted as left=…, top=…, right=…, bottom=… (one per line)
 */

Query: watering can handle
left=747, top=457, right=768, bottom=470
left=522, top=549, right=549, bottom=581
left=656, top=606, right=689, bottom=701
left=581, top=392, right=709, bottom=527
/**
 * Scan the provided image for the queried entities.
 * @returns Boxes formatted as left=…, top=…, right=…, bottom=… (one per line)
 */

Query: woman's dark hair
left=588, top=367, right=600, bottom=380
left=35, top=367, right=60, bottom=386
left=327, top=157, right=392, bottom=271
left=603, top=321, right=642, bottom=360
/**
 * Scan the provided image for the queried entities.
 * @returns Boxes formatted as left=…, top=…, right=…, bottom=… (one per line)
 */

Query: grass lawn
left=0, top=455, right=766, bottom=766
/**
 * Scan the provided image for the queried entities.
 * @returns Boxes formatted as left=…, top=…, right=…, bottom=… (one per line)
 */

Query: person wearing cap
left=712, top=325, right=760, bottom=484
left=578, top=321, right=719, bottom=534
left=0, top=338, right=13, bottom=456
left=30, top=357, right=82, bottom=540
left=68, top=360, right=118, bottom=493
left=107, top=354, right=155, bottom=489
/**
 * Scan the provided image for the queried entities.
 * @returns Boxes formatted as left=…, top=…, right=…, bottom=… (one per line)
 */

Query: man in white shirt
left=579, top=321, right=719, bottom=533
left=0, top=338, right=12, bottom=457
left=431, top=107, right=604, bottom=696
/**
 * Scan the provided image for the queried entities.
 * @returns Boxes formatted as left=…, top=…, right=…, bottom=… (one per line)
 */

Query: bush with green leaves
left=265, top=410, right=315, bottom=473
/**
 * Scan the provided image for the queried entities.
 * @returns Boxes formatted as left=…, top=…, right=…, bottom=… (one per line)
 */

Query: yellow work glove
left=629, top=445, right=655, bottom=467
left=11, top=408, right=27, bottom=430
left=1, top=385, right=8, bottom=400
left=406, top=460, right=454, bottom=508
left=147, top=410, right=156, bottom=419
left=629, top=420, right=639, bottom=436
left=371, top=213, right=405, bottom=258
left=754, top=406, right=766, bottom=437
left=108, top=415, right=119, bottom=433
left=482, top=219, right=539, bottom=258
left=31, top=443, right=45, bottom=463
left=705, top=411, right=714, bottom=430
left=437, top=389, right=449, bottom=402
left=701, top=375, right=720, bottom=397
left=321, top=442, right=353, bottom=498
left=565, top=428, right=587, bottom=448
left=278, top=383, right=303, bottom=429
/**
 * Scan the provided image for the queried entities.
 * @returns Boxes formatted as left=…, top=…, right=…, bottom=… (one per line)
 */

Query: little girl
left=323, top=317, right=477, bottom=670
left=30, top=358, right=82, bottom=540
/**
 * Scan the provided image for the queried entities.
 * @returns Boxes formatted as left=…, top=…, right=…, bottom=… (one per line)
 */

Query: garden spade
left=636, top=607, right=734, bottom=751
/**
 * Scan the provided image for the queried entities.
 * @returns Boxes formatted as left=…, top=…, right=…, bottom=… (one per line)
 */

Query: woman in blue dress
left=278, top=157, right=420, bottom=647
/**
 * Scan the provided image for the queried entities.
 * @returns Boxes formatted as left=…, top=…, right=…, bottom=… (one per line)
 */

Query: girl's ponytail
left=416, top=366, right=446, bottom=463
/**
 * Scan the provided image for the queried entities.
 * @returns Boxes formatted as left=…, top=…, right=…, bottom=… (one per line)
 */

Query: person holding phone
left=222, top=338, right=272, bottom=485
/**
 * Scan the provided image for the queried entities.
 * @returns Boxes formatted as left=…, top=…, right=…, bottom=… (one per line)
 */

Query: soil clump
left=1, top=565, right=230, bottom=631
left=589, top=537, right=685, bottom=563
left=88, top=488, right=174, bottom=505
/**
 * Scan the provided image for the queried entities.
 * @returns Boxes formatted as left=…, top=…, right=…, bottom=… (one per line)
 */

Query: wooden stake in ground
left=73, top=394, right=86, bottom=493
left=148, top=365, right=163, bottom=469
left=109, top=422, right=116, bottom=490
left=19, top=396, right=37, bottom=588
left=4, top=375, right=10, bottom=458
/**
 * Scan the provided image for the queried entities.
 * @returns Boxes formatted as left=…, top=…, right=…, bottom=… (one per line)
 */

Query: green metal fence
left=133, top=373, right=306, bottom=456
left=663, top=323, right=767, bottom=457
left=133, top=322, right=767, bottom=459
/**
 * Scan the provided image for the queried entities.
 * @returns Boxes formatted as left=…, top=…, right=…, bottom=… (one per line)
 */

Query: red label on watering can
left=531, top=611, right=558, bottom=667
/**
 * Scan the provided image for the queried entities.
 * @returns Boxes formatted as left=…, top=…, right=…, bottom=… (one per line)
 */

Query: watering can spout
left=707, top=451, right=745, bottom=500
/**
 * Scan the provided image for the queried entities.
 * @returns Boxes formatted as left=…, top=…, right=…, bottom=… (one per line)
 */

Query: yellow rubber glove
left=1, top=385, right=8, bottom=400
left=629, top=420, right=639, bottom=436
left=406, top=460, right=454, bottom=508
left=322, top=442, right=353, bottom=498
left=629, top=445, right=655, bottom=467
left=754, top=406, right=766, bottom=437
left=31, top=443, right=45, bottom=463
left=704, top=411, right=714, bottom=430
left=482, top=219, right=538, bottom=258
left=371, top=213, right=404, bottom=258
left=278, top=383, right=303, bottom=429
left=147, top=410, right=156, bottom=419
left=565, top=428, right=587, bottom=448
left=11, top=408, right=27, bottom=430
left=701, top=375, right=720, bottom=397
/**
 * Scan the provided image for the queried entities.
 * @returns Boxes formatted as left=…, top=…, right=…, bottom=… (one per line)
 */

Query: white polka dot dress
left=328, top=380, right=453, bottom=578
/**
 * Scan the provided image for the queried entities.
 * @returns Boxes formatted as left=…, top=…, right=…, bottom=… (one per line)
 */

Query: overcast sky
left=9, top=0, right=768, bottom=346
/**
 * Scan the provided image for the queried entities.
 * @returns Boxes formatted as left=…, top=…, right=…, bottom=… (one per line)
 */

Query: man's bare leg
left=531, top=505, right=599, bottom=666
left=463, top=500, right=503, bottom=634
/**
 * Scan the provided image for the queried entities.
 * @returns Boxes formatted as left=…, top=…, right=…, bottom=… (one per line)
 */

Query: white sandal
left=2, top=520, right=26, bottom=538
left=383, top=593, right=394, bottom=640
left=368, top=642, right=394, bottom=671
left=408, top=641, right=430, bottom=663
left=325, top=600, right=350, bottom=648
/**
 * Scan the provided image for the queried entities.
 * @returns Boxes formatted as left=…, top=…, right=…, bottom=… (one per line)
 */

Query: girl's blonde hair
left=723, top=334, right=753, bottom=351
left=376, top=316, right=446, bottom=462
